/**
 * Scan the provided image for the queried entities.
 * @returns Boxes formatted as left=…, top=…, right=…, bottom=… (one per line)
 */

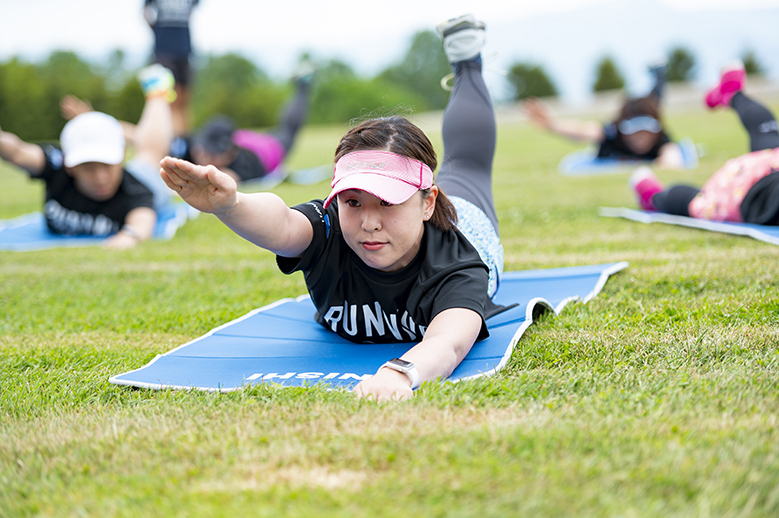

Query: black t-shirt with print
left=277, top=199, right=496, bottom=344
left=34, top=144, right=154, bottom=236
left=596, top=122, right=671, bottom=160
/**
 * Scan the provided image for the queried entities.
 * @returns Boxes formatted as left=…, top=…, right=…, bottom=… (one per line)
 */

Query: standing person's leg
left=434, top=53, right=498, bottom=233
left=730, top=92, right=779, bottom=152
left=154, top=54, right=192, bottom=138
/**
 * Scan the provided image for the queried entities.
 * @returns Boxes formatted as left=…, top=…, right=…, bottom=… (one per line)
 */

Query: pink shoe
left=705, top=62, right=746, bottom=109
left=629, top=166, right=664, bottom=211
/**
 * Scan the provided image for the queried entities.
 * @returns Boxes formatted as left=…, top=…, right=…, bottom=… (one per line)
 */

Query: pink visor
left=323, top=150, right=434, bottom=208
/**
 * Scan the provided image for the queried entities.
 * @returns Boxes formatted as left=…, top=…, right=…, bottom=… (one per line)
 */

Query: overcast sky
left=2, top=0, right=777, bottom=102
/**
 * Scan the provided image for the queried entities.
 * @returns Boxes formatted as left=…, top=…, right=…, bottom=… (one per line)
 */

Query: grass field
left=1, top=98, right=778, bottom=517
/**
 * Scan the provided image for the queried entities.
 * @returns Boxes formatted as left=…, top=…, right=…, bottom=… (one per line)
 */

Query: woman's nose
left=361, top=209, right=381, bottom=232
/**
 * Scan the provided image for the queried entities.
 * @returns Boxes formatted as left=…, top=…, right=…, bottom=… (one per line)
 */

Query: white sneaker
left=436, top=14, right=485, bottom=64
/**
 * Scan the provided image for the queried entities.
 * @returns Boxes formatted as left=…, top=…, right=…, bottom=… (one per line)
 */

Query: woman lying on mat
left=524, top=63, right=689, bottom=169
left=160, top=14, right=506, bottom=401
left=631, top=62, right=779, bottom=225
left=0, top=65, right=178, bottom=249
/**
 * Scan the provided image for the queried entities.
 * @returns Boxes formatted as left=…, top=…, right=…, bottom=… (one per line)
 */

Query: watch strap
left=382, top=359, right=420, bottom=389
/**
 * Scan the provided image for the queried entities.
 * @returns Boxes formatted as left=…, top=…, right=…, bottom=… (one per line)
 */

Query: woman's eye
left=380, top=200, right=392, bottom=207
left=346, top=199, right=359, bottom=207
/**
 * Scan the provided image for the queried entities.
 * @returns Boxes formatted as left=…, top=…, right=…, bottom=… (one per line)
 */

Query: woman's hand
left=60, top=95, right=93, bottom=120
left=655, top=142, right=685, bottom=170
left=353, top=367, right=413, bottom=402
left=523, top=97, right=553, bottom=130
left=160, top=156, right=238, bottom=214
left=102, top=232, right=140, bottom=250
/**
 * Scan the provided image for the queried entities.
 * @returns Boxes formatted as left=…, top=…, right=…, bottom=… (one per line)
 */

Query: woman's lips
left=361, top=241, right=385, bottom=251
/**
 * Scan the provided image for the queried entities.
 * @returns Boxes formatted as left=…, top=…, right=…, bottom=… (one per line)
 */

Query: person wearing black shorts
left=144, top=0, right=199, bottom=137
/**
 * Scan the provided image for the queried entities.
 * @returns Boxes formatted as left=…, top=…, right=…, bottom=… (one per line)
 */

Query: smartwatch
left=381, top=358, right=420, bottom=389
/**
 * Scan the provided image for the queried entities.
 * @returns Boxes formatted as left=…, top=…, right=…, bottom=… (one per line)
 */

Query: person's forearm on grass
left=353, top=307, right=482, bottom=401
left=103, top=207, right=157, bottom=250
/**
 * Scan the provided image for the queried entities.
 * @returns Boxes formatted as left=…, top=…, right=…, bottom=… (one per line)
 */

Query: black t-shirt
left=34, top=144, right=154, bottom=236
left=228, top=147, right=266, bottom=181
left=277, top=199, right=494, bottom=344
left=741, top=170, right=779, bottom=225
left=596, top=122, right=671, bottom=160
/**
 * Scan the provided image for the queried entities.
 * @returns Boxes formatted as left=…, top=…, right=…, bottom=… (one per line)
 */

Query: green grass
left=2, top=104, right=779, bottom=517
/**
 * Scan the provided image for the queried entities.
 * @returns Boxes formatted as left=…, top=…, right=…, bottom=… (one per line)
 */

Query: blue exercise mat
left=559, top=139, right=698, bottom=176
left=0, top=204, right=196, bottom=252
left=600, top=207, right=779, bottom=246
left=110, top=262, right=628, bottom=392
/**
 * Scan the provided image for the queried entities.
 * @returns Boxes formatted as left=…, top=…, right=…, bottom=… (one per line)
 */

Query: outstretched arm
left=353, top=307, right=483, bottom=402
left=523, top=97, right=604, bottom=143
left=160, top=157, right=313, bottom=256
left=0, top=125, right=46, bottom=175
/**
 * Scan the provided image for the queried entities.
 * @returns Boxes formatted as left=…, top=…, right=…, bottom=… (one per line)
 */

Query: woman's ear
left=423, top=186, right=438, bottom=221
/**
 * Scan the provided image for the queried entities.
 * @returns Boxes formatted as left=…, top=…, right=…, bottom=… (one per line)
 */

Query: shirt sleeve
left=34, top=144, right=64, bottom=181
left=430, top=269, right=490, bottom=340
left=276, top=199, right=332, bottom=275
left=121, top=173, right=156, bottom=212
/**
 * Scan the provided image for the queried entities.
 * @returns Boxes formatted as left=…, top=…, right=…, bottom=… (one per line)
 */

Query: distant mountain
left=486, top=0, right=779, bottom=104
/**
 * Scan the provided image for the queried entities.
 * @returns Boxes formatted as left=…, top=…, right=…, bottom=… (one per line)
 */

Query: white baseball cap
left=60, top=112, right=126, bottom=167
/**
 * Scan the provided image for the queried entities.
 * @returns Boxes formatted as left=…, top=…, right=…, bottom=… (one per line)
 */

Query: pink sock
left=629, top=167, right=664, bottom=211
left=705, top=65, right=746, bottom=109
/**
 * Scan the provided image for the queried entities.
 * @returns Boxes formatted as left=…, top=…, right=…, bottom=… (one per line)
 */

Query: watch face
left=389, top=358, right=414, bottom=370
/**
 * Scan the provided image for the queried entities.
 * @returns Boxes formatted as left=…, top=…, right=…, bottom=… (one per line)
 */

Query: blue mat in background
left=0, top=203, right=196, bottom=251
left=600, top=207, right=779, bottom=246
left=110, top=262, right=628, bottom=392
left=558, top=139, right=699, bottom=176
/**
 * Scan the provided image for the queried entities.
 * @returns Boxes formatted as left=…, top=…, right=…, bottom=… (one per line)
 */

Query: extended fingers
left=204, top=165, right=237, bottom=192
left=159, top=168, right=182, bottom=192
left=160, top=157, right=205, bottom=188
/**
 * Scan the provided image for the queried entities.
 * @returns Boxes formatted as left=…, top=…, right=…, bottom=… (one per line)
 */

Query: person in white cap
left=0, top=65, right=177, bottom=249
left=160, top=14, right=506, bottom=401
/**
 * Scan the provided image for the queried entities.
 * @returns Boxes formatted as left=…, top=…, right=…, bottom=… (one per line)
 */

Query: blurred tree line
left=0, top=35, right=769, bottom=141
left=0, top=30, right=450, bottom=142
left=0, top=51, right=145, bottom=141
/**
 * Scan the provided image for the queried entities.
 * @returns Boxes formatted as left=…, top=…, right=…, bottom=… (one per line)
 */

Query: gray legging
left=435, top=60, right=499, bottom=234
left=274, top=80, right=311, bottom=153
left=732, top=92, right=779, bottom=152
left=653, top=92, right=779, bottom=216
